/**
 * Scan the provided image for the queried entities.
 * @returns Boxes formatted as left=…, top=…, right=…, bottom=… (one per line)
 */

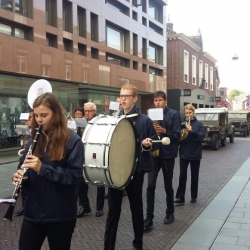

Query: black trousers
left=104, top=171, right=145, bottom=250
left=176, top=158, right=201, bottom=199
left=78, top=177, right=105, bottom=210
left=146, top=158, right=175, bottom=219
left=19, top=219, right=76, bottom=250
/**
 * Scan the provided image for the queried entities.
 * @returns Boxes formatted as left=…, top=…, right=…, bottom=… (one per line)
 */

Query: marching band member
left=12, top=93, right=83, bottom=250
left=144, top=91, right=181, bottom=230
left=77, top=102, right=105, bottom=218
left=104, top=84, right=157, bottom=250
left=175, top=104, right=205, bottom=205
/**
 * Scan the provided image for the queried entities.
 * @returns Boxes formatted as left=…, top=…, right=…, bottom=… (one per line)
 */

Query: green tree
left=228, top=89, right=243, bottom=99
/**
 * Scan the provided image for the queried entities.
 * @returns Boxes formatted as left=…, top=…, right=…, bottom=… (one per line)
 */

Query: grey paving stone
left=223, top=222, right=242, bottom=230
left=170, top=242, right=209, bottom=250
left=238, top=237, right=250, bottom=247
left=211, top=242, right=250, bottom=250
left=215, top=235, right=238, bottom=244
left=240, top=223, right=250, bottom=230
left=220, top=228, right=250, bottom=238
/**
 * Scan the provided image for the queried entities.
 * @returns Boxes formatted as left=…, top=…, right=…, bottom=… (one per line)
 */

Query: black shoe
left=104, top=193, right=108, bottom=199
left=15, top=206, right=24, bottom=216
left=164, top=213, right=174, bottom=224
left=144, top=218, right=153, bottom=230
left=95, top=210, right=103, bottom=217
left=77, top=207, right=91, bottom=218
left=174, top=198, right=185, bottom=205
left=190, top=198, right=197, bottom=203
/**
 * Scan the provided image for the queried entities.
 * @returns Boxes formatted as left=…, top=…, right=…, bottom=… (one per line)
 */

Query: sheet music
left=0, top=198, right=16, bottom=204
left=67, top=120, right=77, bottom=129
left=75, top=118, right=88, bottom=128
left=147, top=108, right=163, bottom=121
left=109, top=101, right=119, bottom=111
left=20, top=113, right=29, bottom=120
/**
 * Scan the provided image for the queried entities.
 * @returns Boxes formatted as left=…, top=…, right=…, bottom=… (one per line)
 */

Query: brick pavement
left=0, top=137, right=250, bottom=250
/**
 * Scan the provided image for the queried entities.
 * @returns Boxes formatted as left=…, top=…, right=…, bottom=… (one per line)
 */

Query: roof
left=195, top=108, right=228, bottom=114
left=228, top=110, right=250, bottom=114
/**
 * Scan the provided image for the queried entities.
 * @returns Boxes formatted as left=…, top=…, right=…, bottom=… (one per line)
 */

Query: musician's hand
left=185, top=122, right=192, bottom=132
left=154, top=125, right=167, bottom=134
left=142, top=138, right=152, bottom=147
left=12, top=170, right=27, bottom=185
left=23, top=155, right=42, bottom=173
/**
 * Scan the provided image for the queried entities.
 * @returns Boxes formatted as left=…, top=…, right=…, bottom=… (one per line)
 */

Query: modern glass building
left=0, top=0, right=167, bottom=147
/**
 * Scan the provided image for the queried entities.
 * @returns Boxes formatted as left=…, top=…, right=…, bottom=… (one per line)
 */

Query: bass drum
left=82, top=115, right=138, bottom=189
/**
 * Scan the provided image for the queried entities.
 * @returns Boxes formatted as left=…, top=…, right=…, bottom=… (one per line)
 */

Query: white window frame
left=192, top=56, right=196, bottom=85
left=199, top=60, right=203, bottom=86
left=205, top=63, right=208, bottom=89
left=184, top=50, right=189, bottom=83
left=210, top=67, right=213, bottom=91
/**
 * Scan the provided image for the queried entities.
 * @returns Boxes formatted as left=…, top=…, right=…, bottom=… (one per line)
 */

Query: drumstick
left=151, top=137, right=170, bottom=145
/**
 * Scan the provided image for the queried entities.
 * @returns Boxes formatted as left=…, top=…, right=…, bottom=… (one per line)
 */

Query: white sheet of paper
left=147, top=108, right=163, bottom=121
left=20, top=113, right=29, bottom=120
left=67, top=120, right=77, bottom=129
left=109, top=101, right=119, bottom=111
left=15, top=125, right=30, bottom=135
left=75, top=118, right=88, bottom=128
left=0, top=198, right=16, bottom=204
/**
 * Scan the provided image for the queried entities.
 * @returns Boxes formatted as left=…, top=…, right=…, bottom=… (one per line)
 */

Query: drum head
left=109, top=119, right=136, bottom=188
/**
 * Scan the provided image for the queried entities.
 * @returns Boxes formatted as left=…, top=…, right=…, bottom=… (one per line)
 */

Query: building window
left=46, top=33, right=57, bottom=48
left=148, top=1, right=162, bottom=23
left=0, top=22, right=33, bottom=41
left=78, top=43, right=87, bottom=56
left=63, top=0, right=73, bottom=33
left=199, top=60, right=203, bottom=86
left=0, top=0, right=32, bottom=18
left=142, top=38, right=147, bottom=59
left=192, top=56, right=196, bottom=85
left=149, top=21, right=163, bottom=35
left=142, top=16, right=147, bottom=26
left=149, top=66, right=163, bottom=76
left=107, top=26, right=124, bottom=51
left=106, top=53, right=130, bottom=68
left=132, top=11, right=137, bottom=21
left=133, top=33, right=138, bottom=56
left=63, top=38, right=73, bottom=52
left=91, top=47, right=99, bottom=59
left=91, top=12, right=98, bottom=42
left=149, top=42, right=163, bottom=65
left=184, top=50, right=189, bottom=83
left=46, top=0, right=57, bottom=27
left=106, top=0, right=129, bottom=16
left=205, top=63, right=208, bottom=89
left=65, top=65, right=71, bottom=80
left=220, top=90, right=224, bottom=95
left=77, top=6, right=86, bottom=38
left=210, top=67, right=213, bottom=91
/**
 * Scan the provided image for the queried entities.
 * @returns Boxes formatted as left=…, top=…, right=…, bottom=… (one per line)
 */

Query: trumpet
left=180, top=116, right=190, bottom=141
left=2, top=126, right=42, bottom=221
left=152, top=121, right=161, bottom=157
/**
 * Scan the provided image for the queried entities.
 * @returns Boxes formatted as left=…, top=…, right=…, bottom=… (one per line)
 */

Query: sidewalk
left=171, top=156, right=250, bottom=250
left=0, top=148, right=19, bottom=165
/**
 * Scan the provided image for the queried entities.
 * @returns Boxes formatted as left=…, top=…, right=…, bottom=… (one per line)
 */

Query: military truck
left=195, top=108, right=235, bottom=150
left=228, top=110, right=250, bottom=137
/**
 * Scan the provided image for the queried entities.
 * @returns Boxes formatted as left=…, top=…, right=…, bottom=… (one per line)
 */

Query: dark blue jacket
left=179, top=117, right=205, bottom=160
left=18, top=130, right=83, bottom=224
left=156, top=106, right=181, bottom=159
left=119, top=106, right=158, bottom=172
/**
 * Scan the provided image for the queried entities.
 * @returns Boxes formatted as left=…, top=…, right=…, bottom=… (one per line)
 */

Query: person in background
left=74, top=107, right=85, bottom=138
left=77, top=102, right=105, bottom=218
left=15, top=110, right=33, bottom=216
left=144, top=91, right=181, bottom=230
left=104, top=83, right=157, bottom=250
left=12, top=92, right=83, bottom=250
left=174, top=104, right=205, bottom=205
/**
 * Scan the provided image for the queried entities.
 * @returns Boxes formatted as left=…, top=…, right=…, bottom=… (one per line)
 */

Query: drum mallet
left=151, top=137, right=170, bottom=145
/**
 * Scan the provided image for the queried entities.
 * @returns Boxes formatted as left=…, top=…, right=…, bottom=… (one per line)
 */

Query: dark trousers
left=19, top=219, right=76, bottom=250
left=176, top=158, right=201, bottom=199
left=146, top=158, right=175, bottom=219
left=104, top=171, right=145, bottom=250
left=78, top=177, right=105, bottom=210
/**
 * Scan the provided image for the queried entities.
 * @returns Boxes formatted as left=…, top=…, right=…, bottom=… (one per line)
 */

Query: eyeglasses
left=84, top=110, right=95, bottom=113
left=119, top=95, right=135, bottom=99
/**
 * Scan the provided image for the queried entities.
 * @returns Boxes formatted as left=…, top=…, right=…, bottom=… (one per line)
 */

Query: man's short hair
left=84, top=102, right=97, bottom=111
left=121, top=83, right=138, bottom=96
left=153, top=91, right=167, bottom=100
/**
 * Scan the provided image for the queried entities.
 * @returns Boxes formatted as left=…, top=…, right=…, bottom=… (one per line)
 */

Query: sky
left=167, top=0, right=250, bottom=95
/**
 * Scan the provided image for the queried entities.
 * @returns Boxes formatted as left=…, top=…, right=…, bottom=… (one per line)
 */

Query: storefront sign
left=183, top=89, right=191, bottom=96
left=197, top=95, right=205, bottom=100
left=214, top=96, right=221, bottom=102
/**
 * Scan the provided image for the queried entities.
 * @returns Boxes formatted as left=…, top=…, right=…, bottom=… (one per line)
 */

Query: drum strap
left=120, top=114, right=138, bottom=118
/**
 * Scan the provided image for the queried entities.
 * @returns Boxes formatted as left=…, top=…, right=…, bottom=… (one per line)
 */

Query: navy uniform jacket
left=179, top=117, right=205, bottom=160
left=156, top=106, right=181, bottom=159
left=18, top=130, right=83, bottom=224
left=119, top=105, right=158, bottom=172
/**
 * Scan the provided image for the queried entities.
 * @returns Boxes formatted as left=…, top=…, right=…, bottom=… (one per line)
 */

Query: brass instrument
left=152, top=121, right=160, bottom=157
left=179, top=116, right=190, bottom=141
left=3, top=126, right=42, bottom=221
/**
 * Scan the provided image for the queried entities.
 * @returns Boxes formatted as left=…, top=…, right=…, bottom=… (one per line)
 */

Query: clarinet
left=2, top=125, right=42, bottom=221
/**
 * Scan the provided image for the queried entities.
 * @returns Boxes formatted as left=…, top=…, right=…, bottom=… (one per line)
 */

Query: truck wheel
left=221, top=138, right=226, bottom=147
left=229, top=132, right=234, bottom=143
left=212, top=134, right=219, bottom=150
left=243, top=127, right=247, bottom=137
